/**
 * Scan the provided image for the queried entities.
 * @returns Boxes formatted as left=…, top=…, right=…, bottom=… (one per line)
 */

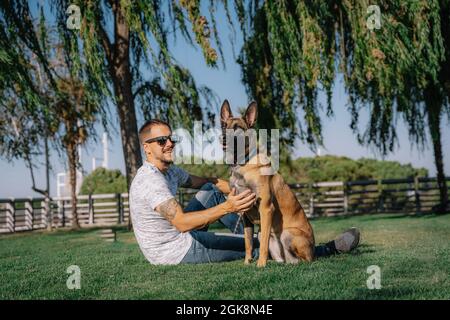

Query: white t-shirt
left=129, top=161, right=193, bottom=265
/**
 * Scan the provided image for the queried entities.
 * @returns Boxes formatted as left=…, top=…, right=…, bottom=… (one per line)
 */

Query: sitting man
left=129, top=119, right=360, bottom=265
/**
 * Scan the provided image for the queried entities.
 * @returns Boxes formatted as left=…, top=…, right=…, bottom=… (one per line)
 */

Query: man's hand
left=224, top=188, right=256, bottom=213
left=208, top=177, right=231, bottom=194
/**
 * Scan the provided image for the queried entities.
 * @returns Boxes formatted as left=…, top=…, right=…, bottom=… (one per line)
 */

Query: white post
left=6, top=199, right=15, bottom=233
left=40, top=201, right=46, bottom=229
left=309, top=193, right=314, bottom=217
left=25, top=199, right=33, bottom=230
left=45, top=197, right=52, bottom=231
left=102, top=132, right=108, bottom=169
left=344, top=182, right=349, bottom=215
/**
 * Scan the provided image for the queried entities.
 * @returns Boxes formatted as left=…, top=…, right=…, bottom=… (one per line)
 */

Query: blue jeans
left=179, top=183, right=336, bottom=264
left=180, top=183, right=259, bottom=264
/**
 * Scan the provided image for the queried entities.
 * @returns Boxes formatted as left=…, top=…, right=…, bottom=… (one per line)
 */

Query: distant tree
left=54, top=77, right=97, bottom=230
left=177, top=155, right=428, bottom=185
left=80, top=168, right=127, bottom=195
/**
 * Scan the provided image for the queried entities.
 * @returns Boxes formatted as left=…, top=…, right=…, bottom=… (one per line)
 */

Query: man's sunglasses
left=144, top=135, right=180, bottom=146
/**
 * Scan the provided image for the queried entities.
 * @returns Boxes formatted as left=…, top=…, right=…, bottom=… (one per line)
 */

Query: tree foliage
left=80, top=168, right=127, bottom=195
left=179, top=155, right=428, bottom=184
left=231, top=0, right=448, bottom=210
left=231, top=0, right=446, bottom=150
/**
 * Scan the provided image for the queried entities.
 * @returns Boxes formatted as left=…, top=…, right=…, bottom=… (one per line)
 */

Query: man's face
left=142, top=124, right=175, bottom=164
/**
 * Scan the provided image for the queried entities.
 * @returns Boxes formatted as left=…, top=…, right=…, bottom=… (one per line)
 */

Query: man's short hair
left=139, top=119, right=171, bottom=143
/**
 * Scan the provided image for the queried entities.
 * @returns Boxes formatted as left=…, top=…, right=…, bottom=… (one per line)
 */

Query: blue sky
left=1, top=2, right=449, bottom=198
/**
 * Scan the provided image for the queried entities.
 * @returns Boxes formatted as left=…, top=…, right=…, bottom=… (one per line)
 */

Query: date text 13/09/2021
left=176, top=304, right=273, bottom=317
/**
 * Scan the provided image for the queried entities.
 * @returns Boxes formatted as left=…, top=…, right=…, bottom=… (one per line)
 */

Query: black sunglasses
left=144, top=135, right=180, bottom=146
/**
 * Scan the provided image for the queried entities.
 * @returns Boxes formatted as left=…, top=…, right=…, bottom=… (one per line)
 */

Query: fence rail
left=0, top=176, right=448, bottom=234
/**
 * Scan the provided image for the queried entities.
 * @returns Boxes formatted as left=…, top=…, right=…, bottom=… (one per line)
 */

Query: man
left=130, top=119, right=360, bottom=265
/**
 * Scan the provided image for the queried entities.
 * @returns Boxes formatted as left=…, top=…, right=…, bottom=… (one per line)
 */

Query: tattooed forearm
left=155, top=198, right=180, bottom=221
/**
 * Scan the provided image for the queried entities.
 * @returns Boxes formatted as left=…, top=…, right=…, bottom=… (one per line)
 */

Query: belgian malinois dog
left=221, top=100, right=315, bottom=267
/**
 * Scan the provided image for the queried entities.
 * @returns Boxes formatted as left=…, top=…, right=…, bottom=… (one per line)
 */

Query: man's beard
left=161, top=158, right=173, bottom=165
left=160, top=149, right=174, bottom=164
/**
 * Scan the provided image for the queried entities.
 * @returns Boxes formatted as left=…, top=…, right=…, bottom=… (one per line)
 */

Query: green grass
left=0, top=213, right=449, bottom=299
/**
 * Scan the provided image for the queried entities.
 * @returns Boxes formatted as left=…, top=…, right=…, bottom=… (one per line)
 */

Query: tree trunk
left=67, top=143, right=80, bottom=229
left=426, top=87, right=449, bottom=214
left=110, top=1, right=142, bottom=189
left=110, top=1, right=142, bottom=230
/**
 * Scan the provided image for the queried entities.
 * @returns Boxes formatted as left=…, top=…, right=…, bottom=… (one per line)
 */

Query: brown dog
left=221, top=100, right=315, bottom=267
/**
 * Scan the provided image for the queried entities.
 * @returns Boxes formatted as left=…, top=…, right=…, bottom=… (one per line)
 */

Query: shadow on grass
left=352, top=286, right=418, bottom=300
left=44, top=225, right=129, bottom=238
left=350, top=243, right=376, bottom=256
left=356, top=212, right=440, bottom=222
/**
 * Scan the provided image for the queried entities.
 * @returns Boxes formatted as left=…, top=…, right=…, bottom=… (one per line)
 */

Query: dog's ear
left=220, top=100, right=233, bottom=124
left=244, top=101, right=258, bottom=128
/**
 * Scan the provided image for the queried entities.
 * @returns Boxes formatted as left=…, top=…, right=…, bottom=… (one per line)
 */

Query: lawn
left=0, top=213, right=449, bottom=300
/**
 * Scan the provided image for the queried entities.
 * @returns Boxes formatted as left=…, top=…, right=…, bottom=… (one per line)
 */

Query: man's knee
left=194, top=182, right=224, bottom=208
left=200, top=182, right=219, bottom=192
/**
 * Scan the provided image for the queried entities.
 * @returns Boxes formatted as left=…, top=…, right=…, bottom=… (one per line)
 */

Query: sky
left=0, top=2, right=449, bottom=198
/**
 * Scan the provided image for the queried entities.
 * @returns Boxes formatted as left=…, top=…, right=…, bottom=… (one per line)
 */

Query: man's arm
left=155, top=189, right=255, bottom=233
left=182, top=175, right=231, bottom=194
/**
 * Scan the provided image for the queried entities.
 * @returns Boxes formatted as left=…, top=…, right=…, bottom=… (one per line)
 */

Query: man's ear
left=220, top=99, right=233, bottom=124
left=244, top=101, right=258, bottom=128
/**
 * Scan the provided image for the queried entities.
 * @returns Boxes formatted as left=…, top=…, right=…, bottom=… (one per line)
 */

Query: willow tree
left=0, top=4, right=56, bottom=229
left=49, top=0, right=222, bottom=187
left=1, top=4, right=101, bottom=228
left=233, top=0, right=448, bottom=212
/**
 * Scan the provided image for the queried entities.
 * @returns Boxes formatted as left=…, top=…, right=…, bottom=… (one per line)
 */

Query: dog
left=221, top=100, right=315, bottom=267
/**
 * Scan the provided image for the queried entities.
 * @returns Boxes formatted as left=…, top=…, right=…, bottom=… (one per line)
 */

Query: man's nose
left=166, top=138, right=175, bottom=148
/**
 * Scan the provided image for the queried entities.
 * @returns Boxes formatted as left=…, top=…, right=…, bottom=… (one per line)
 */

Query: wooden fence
left=0, top=177, right=448, bottom=234
left=0, top=193, right=129, bottom=234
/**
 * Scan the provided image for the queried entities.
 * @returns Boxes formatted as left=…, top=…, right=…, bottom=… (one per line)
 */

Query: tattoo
left=156, top=198, right=180, bottom=221
left=181, top=176, right=193, bottom=188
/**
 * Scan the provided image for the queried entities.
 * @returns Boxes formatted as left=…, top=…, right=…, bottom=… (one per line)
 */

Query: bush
left=178, top=155, right=428, bottom=184
left=80, top=168, right=127, bottom=195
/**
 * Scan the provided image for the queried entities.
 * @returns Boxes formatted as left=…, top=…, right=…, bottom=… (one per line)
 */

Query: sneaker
left=333, top=227, right=360, bottom=253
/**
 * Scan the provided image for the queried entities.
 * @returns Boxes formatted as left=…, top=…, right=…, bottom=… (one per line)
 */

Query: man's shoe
left=333, top=227, right=360, bottom=253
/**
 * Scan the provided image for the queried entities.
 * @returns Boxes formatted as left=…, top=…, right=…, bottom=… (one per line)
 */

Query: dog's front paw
left=244, top=257, right=253, bottom=265
left=256, top=259, right=267, bottom=268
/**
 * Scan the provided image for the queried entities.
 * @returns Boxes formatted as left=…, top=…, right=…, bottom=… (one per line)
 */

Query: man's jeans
left=180, top=183, right=259, bottom=264
left=180, top=183, right=335, bottom=264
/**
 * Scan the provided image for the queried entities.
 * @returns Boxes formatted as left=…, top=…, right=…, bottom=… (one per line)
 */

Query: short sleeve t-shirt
left=129, top=161, right=193, bottom=265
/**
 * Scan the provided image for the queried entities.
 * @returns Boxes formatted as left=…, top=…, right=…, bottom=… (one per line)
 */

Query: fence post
left=44, top=197, right=51, bottom=231
left=343, top=182, right=349, bottom=215
left=414, top=176, right=421, bottom=213
left=117, top=193, right=123, bottom=224
left=61, top=200, right=66, bottom=228
left=88, top=194, right=94, bottom=225
left=377, top=180, right=383, bottom=213
left=309, top=184, right=314, bottom=217
left=6, top=199, right=15, bottom=233
left=40, top=201, right=45, bottom=229
left=25, top=199, right=33, bottom=231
